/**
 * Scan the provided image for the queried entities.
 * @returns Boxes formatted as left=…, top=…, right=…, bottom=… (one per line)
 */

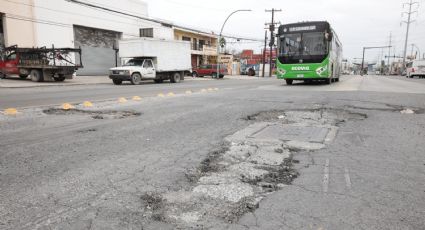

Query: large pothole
left=43, top=108, right=141, bottom=119
left=140, top=108, right=366, bottom=228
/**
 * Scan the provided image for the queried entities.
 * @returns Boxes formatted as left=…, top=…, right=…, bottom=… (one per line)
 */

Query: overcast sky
left=142, top=0, right=425, bottom=63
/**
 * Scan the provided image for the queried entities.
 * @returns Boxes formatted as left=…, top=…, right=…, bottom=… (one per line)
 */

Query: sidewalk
left=0, top=74, right=271, bottom=88
left=0, top=75, right=111, bottom=88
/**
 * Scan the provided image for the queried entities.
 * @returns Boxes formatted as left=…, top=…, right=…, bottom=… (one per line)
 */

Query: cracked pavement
left=0, top=75, right=425, bottom=229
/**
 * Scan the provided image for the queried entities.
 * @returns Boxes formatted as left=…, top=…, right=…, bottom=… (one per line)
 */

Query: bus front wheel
left=285, top=79, right=293, bottom=85
left=325, top=78, right=332, bottom=85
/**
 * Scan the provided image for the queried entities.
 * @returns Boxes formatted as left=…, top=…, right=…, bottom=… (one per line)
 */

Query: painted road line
left=157, top=93, right=165, bottom=97
left=200, top=89, right=208, bottom=93
left=214, top=88, right=219, bottom=91
left=83, top=101, right=93, bottom=107
left=62, top=103, right=75, bottom=110
left=167, top=92, right=175, bottom=97
left=185, top=90, right=192, bottom=94
left=118, top=97, right=127, bottom=103
left=344, top=167, right=352, bottom=189
left=132, top=96, right=142, bottom=101
left=4, top=108, right=18, bottom=115
left=207, top=88, right=214, bottom=92
left=323, top=159, right=330, bottom=193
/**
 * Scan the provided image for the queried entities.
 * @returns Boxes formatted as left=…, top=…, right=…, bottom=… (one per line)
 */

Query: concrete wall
left=0, top=0, right=36, bottom=47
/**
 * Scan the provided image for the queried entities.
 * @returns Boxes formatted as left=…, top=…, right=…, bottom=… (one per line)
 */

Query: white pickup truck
left=109, top=38, right=191, bottom=85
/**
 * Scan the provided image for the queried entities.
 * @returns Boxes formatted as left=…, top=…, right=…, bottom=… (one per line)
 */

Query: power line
left=2, top=0, right=263, bottom=44
left=0, top=0, right=147, bottom=27
left=65, top=0, right=262, bottom=43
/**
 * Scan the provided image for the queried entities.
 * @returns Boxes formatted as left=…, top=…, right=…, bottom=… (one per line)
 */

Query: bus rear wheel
left=285, top=79, right=293, bottom=85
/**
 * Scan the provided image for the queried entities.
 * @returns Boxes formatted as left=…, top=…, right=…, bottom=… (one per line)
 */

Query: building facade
left=0, top=0, right=173, bottom=75
left=173, top=27, right=218, bottom=68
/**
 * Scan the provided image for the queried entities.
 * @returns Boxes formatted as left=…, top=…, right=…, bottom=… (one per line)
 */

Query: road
left=0, top=75, right=424, bottom=229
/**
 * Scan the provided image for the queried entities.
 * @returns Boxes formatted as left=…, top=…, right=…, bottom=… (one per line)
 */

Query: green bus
left=276, top=21, right=342, bottom=85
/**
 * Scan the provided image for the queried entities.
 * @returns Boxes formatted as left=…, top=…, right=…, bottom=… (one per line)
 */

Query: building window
left=0, top=14, right=4, bottom=49
left=182, top=36, right=191, bottom=41
left=140, top=28, right=153, bottom=38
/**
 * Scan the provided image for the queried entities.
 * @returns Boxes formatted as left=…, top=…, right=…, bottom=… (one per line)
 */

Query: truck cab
left=0, top=51, right=20, bottom=78
left=109, top=58, right=157, bottom=85
left=406, top=60, right=425, bottom=79
left=109, top=57, right=185, bottom=85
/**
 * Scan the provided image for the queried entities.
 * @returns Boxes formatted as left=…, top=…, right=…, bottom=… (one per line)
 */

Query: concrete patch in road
left=138, top=108, right=367, bottom=228
left=251, top=125, right=330, bottom=143
left=193, top=183, right=254, bottom=203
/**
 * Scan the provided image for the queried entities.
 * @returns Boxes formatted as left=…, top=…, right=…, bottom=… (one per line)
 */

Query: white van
left=406, top=60, right=425, bottom=79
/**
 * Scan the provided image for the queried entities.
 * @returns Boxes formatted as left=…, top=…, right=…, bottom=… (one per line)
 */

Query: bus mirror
left=326, top=32, right=333, bottom=42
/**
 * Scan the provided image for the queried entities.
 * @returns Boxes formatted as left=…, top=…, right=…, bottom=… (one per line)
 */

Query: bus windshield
left=279, top=32, right=328, bottom=64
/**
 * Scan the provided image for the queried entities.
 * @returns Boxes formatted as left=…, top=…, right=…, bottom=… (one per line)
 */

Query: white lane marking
left=323, top=159, right=330, bottom=193
left=344, top=167, right=352, bottom=189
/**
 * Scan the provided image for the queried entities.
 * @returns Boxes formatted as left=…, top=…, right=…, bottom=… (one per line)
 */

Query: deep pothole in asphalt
left=43, top=108, right=141, bottom=119
left=140, top=108, right=367, bottom=228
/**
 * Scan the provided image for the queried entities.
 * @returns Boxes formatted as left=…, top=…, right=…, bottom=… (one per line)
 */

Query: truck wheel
left=285, top=79, right=293, bottom=85
left=170, top=72, right=181, bottom=83
left=154, top=79, right=164, bottom=83
left=54, top=74, right=66, bottom=82
left=113, top=79, right=122, bottom=85
left=19, top=74, right=28, bottom=79
left=192, top=72, right=198, bottom=78
left=212, top=72, right=217, bottom=78
left=130, top=73, right=142, bottom=85
left=30, top=69, right=44, bottom=82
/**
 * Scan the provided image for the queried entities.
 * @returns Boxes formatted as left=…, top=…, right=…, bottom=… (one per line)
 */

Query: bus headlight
left=277, top=68, right=286, bottom=75
left=316, top=66, right=327, bottom=75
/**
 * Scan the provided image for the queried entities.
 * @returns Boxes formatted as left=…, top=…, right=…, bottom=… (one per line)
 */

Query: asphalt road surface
left=1, top=75, right=424, bottom=229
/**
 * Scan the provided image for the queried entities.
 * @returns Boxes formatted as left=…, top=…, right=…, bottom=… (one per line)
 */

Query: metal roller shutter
left=74, top=25, right=120, bottom=76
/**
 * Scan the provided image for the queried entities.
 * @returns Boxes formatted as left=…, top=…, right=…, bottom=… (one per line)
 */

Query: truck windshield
left=279, top=32, right=328, bottom=64
left=124, top=59, right=144, bottom=66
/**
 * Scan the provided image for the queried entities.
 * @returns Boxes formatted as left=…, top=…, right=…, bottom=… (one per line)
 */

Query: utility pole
left=401, top=0, right=419, bottom=73
left=262, top=31, right=267, bottom=77
left=387, top=32, right=392, bottom=75
left=265, top=8, right=281, bottom=77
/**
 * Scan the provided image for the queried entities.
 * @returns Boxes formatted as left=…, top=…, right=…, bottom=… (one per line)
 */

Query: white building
left=0, top=0, right=174, bottom=75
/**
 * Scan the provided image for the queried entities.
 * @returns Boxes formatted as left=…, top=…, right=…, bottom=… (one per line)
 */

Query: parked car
left=192, top=64, right=226, bottom=78
left=406, top=60, right=425, bottom=79
left=241, top=64, right=260, bottom=76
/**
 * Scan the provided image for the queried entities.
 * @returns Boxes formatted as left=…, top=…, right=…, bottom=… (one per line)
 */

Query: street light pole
left=216, top=9, right=251, bottom=79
